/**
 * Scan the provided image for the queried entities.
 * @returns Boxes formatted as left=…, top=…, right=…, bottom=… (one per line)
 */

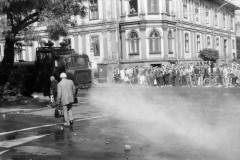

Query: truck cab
left=35, top=46, right=92, bottom=95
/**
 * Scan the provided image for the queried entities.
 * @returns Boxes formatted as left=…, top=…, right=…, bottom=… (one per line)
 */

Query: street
left=1, top=84, right=240, bottom=160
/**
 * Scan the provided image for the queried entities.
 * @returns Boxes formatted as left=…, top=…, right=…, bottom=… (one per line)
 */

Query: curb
left=0, top=106, right=51, bottom=114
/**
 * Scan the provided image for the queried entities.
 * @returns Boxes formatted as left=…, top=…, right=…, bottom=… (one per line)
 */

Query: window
left=195, top=3, right=199, bottom=22
left=232, top=39, right=235, bottom=49
left=149, top=30, right=161, bottom=54
left=207, top=36, right=211, bottom=48
left=214, top=11, right=218, bottom=26
left=206, top=8, right=209, bottom=24
left=183, top=0, right=188, bottom=19
left=148, top=0, right=159, bottom=14
left=216, top=38, right=219, bottom=51
left=231, top=15, right=234, bottom=30
left=197, top=35, right=201, bottom=53
left=129, top=31, right=139, bottom=55
left=89, top=0, right=98, bottom=20
left=91, top=36, right=100, bottom=56
left=166, top=0, right=170, bottom=15
left=185, top=33, right=189, bottom=53
left=129, top=0, right=138, bottom=15
left=224, top=39, right=227, bottom=58
left=168, top=30, right=173, bottom=54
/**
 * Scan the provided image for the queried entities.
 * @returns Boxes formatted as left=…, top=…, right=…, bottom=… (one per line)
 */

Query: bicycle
left=203, top=75, right=221, bottom=87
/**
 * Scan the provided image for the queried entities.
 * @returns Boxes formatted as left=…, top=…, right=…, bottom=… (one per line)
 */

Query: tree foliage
left=0, top=0, right=87, bottom=68
left=198, top=48, right=219, bottom=62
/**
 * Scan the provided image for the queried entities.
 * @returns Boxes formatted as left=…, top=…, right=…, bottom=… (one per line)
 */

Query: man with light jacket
left=56, top=72, right=76, bottom=126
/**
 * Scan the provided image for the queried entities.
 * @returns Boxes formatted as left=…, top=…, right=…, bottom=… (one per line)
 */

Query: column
left=111, top=30, right=117, bottom=60
left=140, top=0, right=145, bottom=14
left=162, top=0, right=167, bottom=19
left=220, top=36, right=223, bottom=59
left=111, top=0, right=115, bottom=19
left=102, top=0, right=107, bottom=21
left=192, top=31, right=196, bottom=59
left=25, top=47, right=29, bottom=61
left=227, top=37, right=231, bottom=60
left=103, top=30, right=108, bottom=60
left=81, top=32, right=87, bottom=54
left=121, top=0, right=126, bottom=17
left=176, top=28, right=181, bottom=60
left=174, top=29, right=178, bottom=59
left=163, top=27, right=168, bottom=60
left=181, top=29, right=185, bottom=60
left=74, top=34, right=79, bottom=54
left=140, top=25, right=146, bottom=59
left=121, top=30, right=126, bottom=60
left=31, top=42, right=36, bottom=61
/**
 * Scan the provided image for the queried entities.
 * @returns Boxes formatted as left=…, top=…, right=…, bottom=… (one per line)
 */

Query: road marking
left=0, top=115, right=108, bottom=136
left=0, top=149, right=9, bottom=155
left=78, top=102, right=87, bottom=104
left=0, top=134, right=49, bottom=149
left=0, top=124, right=56, bottom=136
left=74, top=115, right=108, bottom=122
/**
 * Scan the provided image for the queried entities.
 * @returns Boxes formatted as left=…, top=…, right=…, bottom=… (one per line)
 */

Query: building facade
left=0, top=0, right=239, bottom=80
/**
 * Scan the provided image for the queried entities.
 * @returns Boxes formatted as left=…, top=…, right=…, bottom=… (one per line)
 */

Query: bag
left=54, top=106, right=63, bottom=118
left=74, top=97, right=78, bottom=104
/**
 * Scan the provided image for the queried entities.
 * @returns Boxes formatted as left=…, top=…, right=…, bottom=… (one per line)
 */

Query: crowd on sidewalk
left=113, top=61, right=240, bottom=88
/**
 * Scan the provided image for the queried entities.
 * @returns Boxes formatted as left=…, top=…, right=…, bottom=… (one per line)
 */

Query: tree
left=199, top=48, right=219, bottom=62
left=0, top=0, right=87, bottom=69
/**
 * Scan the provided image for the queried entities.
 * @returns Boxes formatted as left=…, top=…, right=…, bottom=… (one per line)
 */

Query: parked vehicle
left=14, top=45, right=92, bottom=96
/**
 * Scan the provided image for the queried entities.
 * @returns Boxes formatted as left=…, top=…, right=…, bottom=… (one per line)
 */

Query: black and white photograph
left=1, top=0, right=240, bottom=159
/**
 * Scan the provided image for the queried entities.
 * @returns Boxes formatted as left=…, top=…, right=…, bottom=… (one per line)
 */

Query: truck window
left=37, top=52, right=53, bottom=60
left=65, top=56, right=86, bottom=69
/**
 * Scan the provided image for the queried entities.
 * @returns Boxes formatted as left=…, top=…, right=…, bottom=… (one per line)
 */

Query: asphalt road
left=0, top=84, right=240, bottom=160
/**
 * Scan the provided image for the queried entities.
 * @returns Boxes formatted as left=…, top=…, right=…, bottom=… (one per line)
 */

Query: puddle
left=14, top=146, right=61, bottom=156
left=5, top=133, right=18, bottom=140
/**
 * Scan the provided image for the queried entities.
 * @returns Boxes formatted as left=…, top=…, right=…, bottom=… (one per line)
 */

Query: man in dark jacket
left=49, top=76, right=58, bottom=107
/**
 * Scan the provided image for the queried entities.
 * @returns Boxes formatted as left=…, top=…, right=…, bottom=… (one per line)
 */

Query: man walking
left=56, top=73, right=76, bottom=126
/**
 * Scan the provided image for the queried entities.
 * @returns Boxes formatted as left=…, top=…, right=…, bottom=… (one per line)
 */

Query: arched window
left=129, top=31, right=139, bottom=55
left=149, top=30, right=161, bottom=54
left=168, top=30, right=173, bottom=54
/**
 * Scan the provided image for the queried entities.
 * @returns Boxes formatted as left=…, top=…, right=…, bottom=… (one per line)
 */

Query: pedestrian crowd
left=113, top=61, right=240, bottom=88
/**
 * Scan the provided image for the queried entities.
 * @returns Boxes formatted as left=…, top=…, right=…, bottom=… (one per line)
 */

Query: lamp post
left=213, top=0, right=233, bottom=62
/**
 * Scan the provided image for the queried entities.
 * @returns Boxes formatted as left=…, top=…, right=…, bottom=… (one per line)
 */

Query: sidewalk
left=0, top=93, right=50, bottom=114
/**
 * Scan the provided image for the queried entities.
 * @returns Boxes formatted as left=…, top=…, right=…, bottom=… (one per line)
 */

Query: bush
left=199, top=48, right=219, bottom=62
left=1, top=66, right=34, bottom=96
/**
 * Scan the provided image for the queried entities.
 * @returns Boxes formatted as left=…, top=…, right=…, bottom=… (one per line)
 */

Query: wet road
left=1, top=85, right=240, bottom=160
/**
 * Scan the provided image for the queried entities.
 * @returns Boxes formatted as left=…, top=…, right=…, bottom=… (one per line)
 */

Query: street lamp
left=213, top=0, right=233, bottom=62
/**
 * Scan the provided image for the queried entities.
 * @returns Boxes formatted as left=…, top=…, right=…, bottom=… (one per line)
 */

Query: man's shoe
left=70, top=120, right=74, bottom=125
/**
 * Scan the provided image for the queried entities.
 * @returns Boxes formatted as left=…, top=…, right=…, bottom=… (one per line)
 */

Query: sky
left=231, top=0, right=240, bottom=7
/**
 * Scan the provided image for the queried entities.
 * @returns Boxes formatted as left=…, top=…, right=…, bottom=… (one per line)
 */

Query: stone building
left=0, top=0, right=239, bottom=80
